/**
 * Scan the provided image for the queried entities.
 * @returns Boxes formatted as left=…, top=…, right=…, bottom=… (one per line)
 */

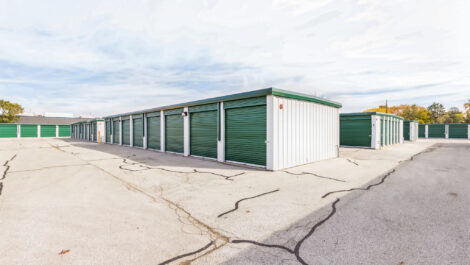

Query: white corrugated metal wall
left=269, top=96, right=339, bottom=170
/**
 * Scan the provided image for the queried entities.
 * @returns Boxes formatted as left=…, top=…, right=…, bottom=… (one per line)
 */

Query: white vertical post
left=217, top=102, right=225, bottom=162
left=143, top=114, right=148, bottom=149
left=399, top=120, right=404, bottom=143
left=37, top=125, right=41, bottom=138
left=183, top=107, right=190, bottom=156
left=425, top=125, right=429, bottom=138
left=160, top=111, right=165, bottom=152
left=119, top=117, right=123, bottom=145
left=371, top=115, right=380, bottom=149
left=130, top=116, right=134, bottom=147
left=445, top=124, right=449, bottom=139
left=387, top=117, right=391, bottom=146
left=56, top=125, right=59, bottom=138
left=110, top=121, right=114, bottom=144
left=17, top=124, right=20, bottom=138
left=266, top=95, right=274, bottom=170
left=382, top=117, right=385, bottom=146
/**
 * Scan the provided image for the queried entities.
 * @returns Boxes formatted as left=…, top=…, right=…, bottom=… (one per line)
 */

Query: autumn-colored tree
left=427, top=102, right=445, bottom=123
left=0, top=99, right=24, bottom=123
left=363, top=104, right=430, bottom=124
left=464, top=99, right=470, bottom=123
left=441, top=107, right=465, bottom=123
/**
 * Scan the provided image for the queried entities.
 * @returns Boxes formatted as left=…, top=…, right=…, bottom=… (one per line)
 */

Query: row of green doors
left=0, top=124, right=70, bottom=138
left=106, top=96, right=267, bottom=166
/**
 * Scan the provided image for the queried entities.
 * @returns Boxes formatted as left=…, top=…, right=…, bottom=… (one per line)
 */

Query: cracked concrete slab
left=0, top=138, right=440, bottom=265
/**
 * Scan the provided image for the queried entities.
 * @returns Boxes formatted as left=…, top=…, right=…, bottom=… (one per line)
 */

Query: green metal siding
left=21, top=125, right=37, bottom=138
left=41, top=125, right=56, bottom=137
left=106, top=121, right=111, bottom=143
left=122, top=119, right=130, bottom=145
left=0, top=124, right=17, bottom=138
left=225, top=105, right=266, bottom=166
left=147, top=116, right=161, bottom=150
left=58, top=125, right=70, bottom=137
left=190, top=110, right=217, bottom=158
left=428, top=124, right=445, bottom=138
left=449, top=124, right=468, bottom=139
left=340, top=116, right=372, bottom=147
left=93, top=122, right=97, bottom=141
left=385, top=118, right=389, bottom=145
left=165, top=114, right=184, bottom=153
left=403, top=121, right=411, bottom=140
left=419, top=124, right=425, bottom=138
left=113, top=121, right=119, bottom=144
left=224, top=96, right=266, bottom=109
left=133, top=118, right=143, bottom=147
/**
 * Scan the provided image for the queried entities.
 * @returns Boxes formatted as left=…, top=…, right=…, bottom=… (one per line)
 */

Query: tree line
left=0, top=99, right=24, bottom=123
left=363, top=99, right=470, bottom=124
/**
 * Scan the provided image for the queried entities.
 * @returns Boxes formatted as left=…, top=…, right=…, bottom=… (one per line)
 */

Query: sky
left=0, top=0, right=469, bottom=116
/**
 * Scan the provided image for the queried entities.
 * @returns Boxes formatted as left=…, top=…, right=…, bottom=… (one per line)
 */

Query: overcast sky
left=1, top=0, right=469, bottom=116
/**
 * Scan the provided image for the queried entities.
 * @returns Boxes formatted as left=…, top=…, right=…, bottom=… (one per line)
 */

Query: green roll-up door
left=428, top=124, right=445, bottom=138
left=41, top=125, right=56, bottom=137
left=190, top=110, right=217, bottom=158
left=449, top=124, right=468, bottom=139
left=21, top=125, right=37, bottom=138
left=404, top=122, right=410, bottom=140
left=122, top=119, right=130, bottom=145
left=106, top=121, right=111, bottom=143
left=165, top=112, right=184, bottom=153
left=340, top=116, right=372, bottom=147
left=113, top=121, right=119, bottom=144
left=147, top=115, right=161, bottom=150
left=93, top=122, right=97, bottom=141
left=0, top=124, right=17, bottom=138
left=133, top=118, right=143, bottom=147
left=58, top=125, right=71, bottom=137
left=225, top=101, right=266, bottom=166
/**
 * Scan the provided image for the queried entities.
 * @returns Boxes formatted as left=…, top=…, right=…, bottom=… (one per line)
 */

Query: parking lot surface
left=1, top=138, right=464, bottom=264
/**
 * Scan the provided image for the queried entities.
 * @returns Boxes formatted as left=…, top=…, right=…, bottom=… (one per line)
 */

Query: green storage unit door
left=190, top=110, right=217, bottom=158
left=93, top=122, right=97, bottom=141
left=225, top=104, right=266, bottom=166
left=113, top=121, right=119, bottom=144
left=58, top=125, right=71, bottom=137
left=122, top=119, right=130, bottom=145
left=133, top=118, right=143, bottom=147
left=165, top=114, right=184, bottom=153
left=0, top=124, right=17, bottom=138
left=21, top=125, right=37, bottom=138
left=385, top=118, right=389, bottom=145
left=449, top=124, right=468, bottom=139
left=404, top=121, right=410, bottom=140
left=41, top=125, right=56, bottom=137
left=147, top=116, right=161, bottom=150
left=106, top=121, right=111, bottom=143
left=428, top=124, right=445, bottom=138
left=340, top=116, right=372, bottom=147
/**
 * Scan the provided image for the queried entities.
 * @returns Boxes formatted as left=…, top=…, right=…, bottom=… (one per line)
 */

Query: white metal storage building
left=103, top=88, right=342, bottom=170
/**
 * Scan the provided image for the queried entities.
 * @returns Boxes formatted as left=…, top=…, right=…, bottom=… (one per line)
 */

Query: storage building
left=340, top=112, right=404, bottom=149
left=71, top=119, right=105, bottom=143
left=103, top=88, right=342, bottom=170
left=0, top=116, right=85, bottom=138
left=418, top=123, right=469, bottom=139
left=404, top=120, right=419, bottom=141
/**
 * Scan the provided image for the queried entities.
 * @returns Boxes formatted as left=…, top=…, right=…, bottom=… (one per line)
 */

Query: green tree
left=401, top=104, right=431, bottom=124
left=427, top=102, right=445, bottom=123
left=0, top=99, right=24, bottom=123
left=464, top=99, right=470, bottom=123
left=441, top=107, right=464, bottom=123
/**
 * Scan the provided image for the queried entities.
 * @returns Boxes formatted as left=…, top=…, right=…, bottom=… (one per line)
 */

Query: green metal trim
left=121, top=116, right=130, bottom=120
left=164, top=108, right=184, bottom=116
left=224, top=96, right=266, bottom=109
left=104, top=87, right=342, bottom=118
left=146, top=111, right=161, bottom=118
left=340, top=112, right=404, bottom=120
left=188, top=103, right=218, bottom=113
left=217, top=102, right=220, bottom=141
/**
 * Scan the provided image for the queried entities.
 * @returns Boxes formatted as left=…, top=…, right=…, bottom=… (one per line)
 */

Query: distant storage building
left=340, top=112, right=404, bottom=149
left=71, top=119, right=105, bottom=143
left=0, top=116, right=88, bottom=138
left=404, top=120, right=419, bottom=141
left=99, top=88, right=342, bottom=170
left=418, top=123, right=470, bottom=139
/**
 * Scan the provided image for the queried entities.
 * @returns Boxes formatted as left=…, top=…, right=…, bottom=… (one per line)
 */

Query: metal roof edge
left=340, top=112, right=404, bottom=120
left=104, top=87, right=342, bottom=119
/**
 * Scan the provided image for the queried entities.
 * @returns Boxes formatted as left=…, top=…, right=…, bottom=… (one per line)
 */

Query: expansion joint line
left=0, top=154, right=18, bottom=196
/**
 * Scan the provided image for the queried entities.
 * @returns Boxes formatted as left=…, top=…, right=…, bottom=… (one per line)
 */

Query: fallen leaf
left=58, top=249, right=70, bottom=255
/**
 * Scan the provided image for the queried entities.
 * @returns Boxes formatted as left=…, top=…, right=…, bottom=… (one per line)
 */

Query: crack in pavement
left=119, top=158, right=246, bottom=181
left=321, top=169, right=395, bottom=199
left=232, top=198, right=340, bottom=265
left=158, top=241, right=214, bottom=265
left=48, top=144, right=230, bottom=264
left=217, top=189, right=280, bottom=218
left=283, top=171, right=346, bottom=183
left=0, top=154, right=17, bottom=197
left=9, top=164, right=90, bottom=173
left=346, top=159, right=359, bottom=166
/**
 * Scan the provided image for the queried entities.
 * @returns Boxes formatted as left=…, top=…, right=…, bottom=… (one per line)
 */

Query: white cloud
left=0, top=0, right=469, bottom=115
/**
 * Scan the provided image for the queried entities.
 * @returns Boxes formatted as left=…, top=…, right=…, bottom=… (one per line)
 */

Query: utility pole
left=385, top=100, right=388, bottom=113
